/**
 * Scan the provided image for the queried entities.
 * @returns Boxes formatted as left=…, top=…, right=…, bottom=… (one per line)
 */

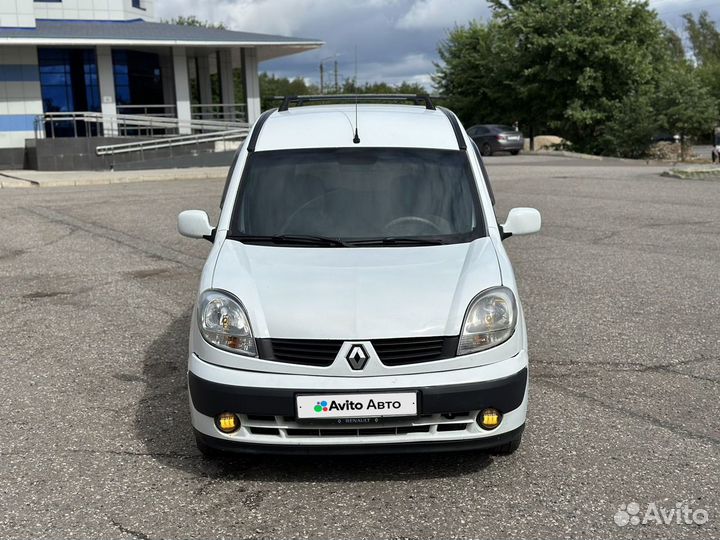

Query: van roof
left=253, top=104, right=463, bottom=152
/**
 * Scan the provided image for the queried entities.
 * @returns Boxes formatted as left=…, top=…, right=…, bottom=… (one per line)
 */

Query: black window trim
left=220, top=148, right=242, bottom=209
left=469, top=140, right=496, bottom=206
left=221, top=107, right=277, bottom=208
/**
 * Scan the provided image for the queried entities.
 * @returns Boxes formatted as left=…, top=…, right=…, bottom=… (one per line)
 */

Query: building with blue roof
left=0, top=0, right=323, bottom=169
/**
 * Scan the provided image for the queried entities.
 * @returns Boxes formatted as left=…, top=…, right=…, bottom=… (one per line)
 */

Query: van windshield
left=230, top=148, right=483, bottom=246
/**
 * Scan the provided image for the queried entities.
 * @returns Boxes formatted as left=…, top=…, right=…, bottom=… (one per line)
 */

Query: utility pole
left=334, top=59, right=338, bottom=93
left=319, top=55, right=340, bottom=94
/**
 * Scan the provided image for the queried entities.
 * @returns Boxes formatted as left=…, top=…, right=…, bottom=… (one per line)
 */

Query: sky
left=156, top=0, right=720, bottom=90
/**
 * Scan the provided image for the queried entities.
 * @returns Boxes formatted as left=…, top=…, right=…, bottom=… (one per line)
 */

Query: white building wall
left=0, top=45, right=42, bottom=150
left=0, top=0, right=35, bottom=28
left=243, top=48, right=261, bottom=124
left=172, top=47, right=191, bottom=134
left=96, top=45, right=117, bottom=135
left=119, top=0, right=155, bottom=20
left=1, top=0, right=155, bottom=27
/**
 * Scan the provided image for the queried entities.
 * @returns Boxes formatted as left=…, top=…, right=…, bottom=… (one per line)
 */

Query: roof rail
left=246, top=108, right=277, bottom=152
left=276, top=94, right=437, bottom=112
left=438, top=106, right=467, bottom=151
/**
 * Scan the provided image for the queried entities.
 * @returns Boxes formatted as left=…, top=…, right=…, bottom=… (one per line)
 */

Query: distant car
left=467, top=125, right=524, bottom=156
left=652, top=134, right=680, bottom=144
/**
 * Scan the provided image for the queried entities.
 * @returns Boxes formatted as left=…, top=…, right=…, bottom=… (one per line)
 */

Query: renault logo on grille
left=345, top=343, right=369, bottom=370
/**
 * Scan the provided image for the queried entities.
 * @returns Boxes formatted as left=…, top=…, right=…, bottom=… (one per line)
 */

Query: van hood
left=211, top=238, right=502, bottom=339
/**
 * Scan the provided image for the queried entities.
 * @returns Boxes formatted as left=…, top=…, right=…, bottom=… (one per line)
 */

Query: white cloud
left=262, top=52, right=436, bottom=90
left=648, top=0, right=720, bottom=29
left=357, top=53, right=435, bottom=86
left=156, top=0, right=400, bottom=37
left=396, top=0, right=486, bottom=30
left=154, top=0, right=720, bottom=87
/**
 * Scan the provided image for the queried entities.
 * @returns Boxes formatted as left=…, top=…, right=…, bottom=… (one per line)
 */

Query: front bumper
left=188, top=351, right=528, bottom=452
left=194, top=425, right=525, bottom=455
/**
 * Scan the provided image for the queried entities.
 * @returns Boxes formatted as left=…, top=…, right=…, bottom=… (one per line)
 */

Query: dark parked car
left=651, top=133, right=680, bottom=143
left=467, top=125, right=524, bottom=156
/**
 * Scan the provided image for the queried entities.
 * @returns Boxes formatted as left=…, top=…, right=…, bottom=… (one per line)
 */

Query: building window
left=112, top=50, right=163, bottom=110
left=38, top=48, right=100, bottom=137
left=132, top=0, right=143, bottom=9
left=34, top=1, right=63, bottom=3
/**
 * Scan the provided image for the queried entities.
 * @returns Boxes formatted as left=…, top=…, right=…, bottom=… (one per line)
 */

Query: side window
left=474, top=126, right=489, bottom=135
left=470, top=140, right=495, bottom=206
left=220, top=150, right=241, bottom=208
left=467, top=127, right=478, bottom=136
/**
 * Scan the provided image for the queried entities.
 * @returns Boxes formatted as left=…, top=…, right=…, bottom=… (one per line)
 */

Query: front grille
left=256, top=338, right=343, bottom=367
left=256, top=336, right=459, bottom=367
left=373, top=336, right=459, bottom=365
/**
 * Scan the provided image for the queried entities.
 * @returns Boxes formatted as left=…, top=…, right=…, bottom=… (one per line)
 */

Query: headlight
left=197, top=290, right=257, bottom=356
left=457, top=287, right=517, bottom=355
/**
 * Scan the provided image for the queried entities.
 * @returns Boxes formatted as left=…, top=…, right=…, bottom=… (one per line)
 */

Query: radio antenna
left=353, top=95, right=360, bottom=144
left=353, top=46, right=360, bottom=144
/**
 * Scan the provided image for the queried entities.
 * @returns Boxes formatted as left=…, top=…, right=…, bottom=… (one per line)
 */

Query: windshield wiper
left=228, top=234, right=351, bottom=247
left=347, top=237, right=446, bottom=246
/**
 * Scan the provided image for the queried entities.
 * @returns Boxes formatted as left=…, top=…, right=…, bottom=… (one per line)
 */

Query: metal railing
left=35, top=111, right=247, bottom=139
left=117, top=104, right=247, bottom=122
left=95, top=127, right=249, bottom=159
left=34, top=107, right=250, bottom=164
left=117, top=104, right=177, bottom=118
left=191, top=103, right=246, bottom=123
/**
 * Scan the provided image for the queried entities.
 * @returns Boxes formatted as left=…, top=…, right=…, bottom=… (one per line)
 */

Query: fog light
left=479, top=408, right=502, bottom=430
left=215, top=412, right=240, bottom=433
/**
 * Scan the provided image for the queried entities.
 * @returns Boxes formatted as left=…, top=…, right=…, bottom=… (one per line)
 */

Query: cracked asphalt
left=0, top=154, right=718, bottom=539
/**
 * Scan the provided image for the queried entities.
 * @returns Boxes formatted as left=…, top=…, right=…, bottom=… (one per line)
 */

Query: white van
left=178, top=95, right=541, bottom=456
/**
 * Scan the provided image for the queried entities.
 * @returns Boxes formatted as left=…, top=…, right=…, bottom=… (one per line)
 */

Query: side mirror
left=501, top=207, right=541, bottom=239
left=178, top=210, right=214, bottom=240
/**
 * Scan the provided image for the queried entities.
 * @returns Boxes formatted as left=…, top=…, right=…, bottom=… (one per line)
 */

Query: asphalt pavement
left=0, top=154, right=718, bottom=539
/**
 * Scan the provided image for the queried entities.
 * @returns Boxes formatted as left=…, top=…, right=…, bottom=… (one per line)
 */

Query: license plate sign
left=296, top=392, right=417, bottom=420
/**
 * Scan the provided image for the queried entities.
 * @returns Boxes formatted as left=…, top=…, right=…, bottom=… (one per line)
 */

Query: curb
left=662, top=168, right=720, bottom=180
left=530, top=150, right=604, bottom=161
left=528, top=150, right=667, bottom=165
left=1, top=179, right=32, bottom=188
left=0, top=168, right=227, bottom=189
left=0, top=172, right=39, bottom=188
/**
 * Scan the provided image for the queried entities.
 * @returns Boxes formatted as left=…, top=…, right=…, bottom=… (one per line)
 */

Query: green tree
left=339, top=79, right=428, bottom=95
left=499, top=0, right=668, bottom=153
left=595, top=87, right=658, bottom=159
left=656, top=64, right=718, bottom=158
left=259, top=73, right=319, bottom=110
left=683, top=11, right=720, bottom=121
left=434, top=0, right=714, bottom=158
left=258, top=74, right=428, bottom=110
left=683, top=11, right=720, bottom=65
left=663, top=28, right=686, bottom=63
left=434, top=21, right=519, bottom=128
